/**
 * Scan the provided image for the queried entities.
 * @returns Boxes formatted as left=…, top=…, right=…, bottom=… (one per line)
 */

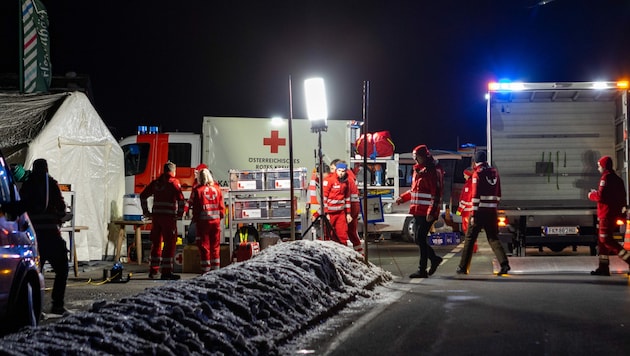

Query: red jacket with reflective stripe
left=140, top=173, right=185, bottom=217
left=470, top=162, right=501, bottom=216
left=457, top=177, right=473, bottom=218
left=399, top=162, right=443, bottom=218
left=323, top=173, right=350, bottom=214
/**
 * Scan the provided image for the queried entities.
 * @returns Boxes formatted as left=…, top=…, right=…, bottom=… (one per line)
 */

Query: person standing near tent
left=19, top=159, right=69, bottom=315
left=140, top=161, right=185, bottom=280
left=185, top=168, right=225, bottom=273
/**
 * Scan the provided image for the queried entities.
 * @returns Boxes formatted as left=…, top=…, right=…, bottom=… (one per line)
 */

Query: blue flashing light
left=488, top=81, right=525, bottom=92
left=148, top=126, right=159, bottom=134
left=137, top=125, right=148, bottom=135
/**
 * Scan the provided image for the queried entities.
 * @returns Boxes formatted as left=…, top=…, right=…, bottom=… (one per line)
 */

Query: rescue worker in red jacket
left=396, top=145, right=444, bottom=278
left=456, top=167, right=478, bottom=252
left=456, top=150, right=511, bottom=275
left=140, top=161, right=185, bottom=280
left=186, top=168, right=225, bottom=273
left=331, top=159, right=364, bottom=255
left=588, top=156, right=630, bottom=275
left=323, top=161, right=352, bottom=246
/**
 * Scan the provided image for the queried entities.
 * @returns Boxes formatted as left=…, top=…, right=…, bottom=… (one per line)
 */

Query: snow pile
left=0, top=240, right=392, bottom=355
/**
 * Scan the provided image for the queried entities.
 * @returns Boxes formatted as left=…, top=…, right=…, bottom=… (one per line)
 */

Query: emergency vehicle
left=120, top=118, right=474, bottom=242
left=119, top=117, right=353, bottom=239
left=486, top=80, right=630, bottom=255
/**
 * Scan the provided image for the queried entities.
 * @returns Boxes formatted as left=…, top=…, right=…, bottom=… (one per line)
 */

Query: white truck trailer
left=487, top=80, right=630, bottom=256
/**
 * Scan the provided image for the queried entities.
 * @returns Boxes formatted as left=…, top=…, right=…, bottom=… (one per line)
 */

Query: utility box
left=183, top=244, right=201, bottom=273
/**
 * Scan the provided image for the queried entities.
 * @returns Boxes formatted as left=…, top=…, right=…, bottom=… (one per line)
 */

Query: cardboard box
left=220, top=244, right=231, bottom=267
left=183, top=244, right=201, bottom=273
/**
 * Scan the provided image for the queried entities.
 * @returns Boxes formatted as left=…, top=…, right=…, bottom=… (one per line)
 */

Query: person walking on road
left=588, top=156, right=630, bottom=275
left=140, top=161, right=185, bottom=280
left=396, top=145, right=444, bottom=278
left=19, top=159, right=69, bottom=315
left=185, top=168, right=225, bottom=273
left=456, top=150, right=511, bottom=275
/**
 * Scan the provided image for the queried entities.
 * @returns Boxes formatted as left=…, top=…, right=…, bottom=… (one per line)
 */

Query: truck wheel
left=402, top=217, right=415, bottom=243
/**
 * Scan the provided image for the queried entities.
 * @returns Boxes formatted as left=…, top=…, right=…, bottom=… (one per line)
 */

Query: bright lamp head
left=305, top=78, right=328, bottom=131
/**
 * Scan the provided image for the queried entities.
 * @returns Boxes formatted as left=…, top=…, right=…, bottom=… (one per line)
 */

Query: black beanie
left=32, top=158, right=48, bottom=174
left=474, top=150, right=487, bottom=163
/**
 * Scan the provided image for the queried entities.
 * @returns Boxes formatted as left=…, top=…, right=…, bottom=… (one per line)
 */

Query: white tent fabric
left=23, top=92, right=124, bottom=261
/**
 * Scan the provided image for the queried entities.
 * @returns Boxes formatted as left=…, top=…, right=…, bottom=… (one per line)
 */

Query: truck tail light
left=497, top=216, right=508, bottom=227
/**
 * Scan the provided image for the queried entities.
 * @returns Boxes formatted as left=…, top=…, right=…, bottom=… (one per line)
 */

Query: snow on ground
left=0, top=240, right=392, bottom=355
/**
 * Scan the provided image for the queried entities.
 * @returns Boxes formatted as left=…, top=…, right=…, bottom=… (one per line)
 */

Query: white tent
left=20, top=92, right=124, bottom=261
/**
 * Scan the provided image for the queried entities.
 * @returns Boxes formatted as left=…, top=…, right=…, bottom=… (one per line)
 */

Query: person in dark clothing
left=19, top=158, right=69, bottom=315
left=456, top=150, right=511, bottom=276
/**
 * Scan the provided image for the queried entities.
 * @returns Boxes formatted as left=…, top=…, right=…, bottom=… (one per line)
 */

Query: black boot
left=497, top=263, right=511, bottom=276
left=409, top=269, right=428, bottom=279
left=590, top=267, right=611, bottom=276
left=428, top=256, right=443, bottom=276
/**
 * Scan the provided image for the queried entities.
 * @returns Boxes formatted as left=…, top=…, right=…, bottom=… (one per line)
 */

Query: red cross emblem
left=175, top=252, right=183, bottom=265
left=263, top=130, right=286, bottom=153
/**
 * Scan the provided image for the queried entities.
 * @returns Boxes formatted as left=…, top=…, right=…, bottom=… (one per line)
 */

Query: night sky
left=2, top=0, right=630, bottom=152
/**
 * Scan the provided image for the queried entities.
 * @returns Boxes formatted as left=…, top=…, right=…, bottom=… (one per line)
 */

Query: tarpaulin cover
left=0, top=92, right=124, bottom=261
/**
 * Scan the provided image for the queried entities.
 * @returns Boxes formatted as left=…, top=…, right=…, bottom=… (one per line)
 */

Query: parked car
left=0, top=150, right=44, bottom=335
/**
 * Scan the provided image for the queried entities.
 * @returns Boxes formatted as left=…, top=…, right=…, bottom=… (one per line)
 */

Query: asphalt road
left=42, top=237, right=630, bottom=355
left=299, top=237, right=630, bottom=356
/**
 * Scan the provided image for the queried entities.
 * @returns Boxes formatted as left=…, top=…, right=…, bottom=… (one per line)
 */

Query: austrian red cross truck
left=486, top=80, right=630, bottom=255
left=118, top=116, right=353, bottom=239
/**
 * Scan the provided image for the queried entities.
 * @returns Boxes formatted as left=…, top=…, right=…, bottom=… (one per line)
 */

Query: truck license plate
left=544, top=226, right=578, bottom=235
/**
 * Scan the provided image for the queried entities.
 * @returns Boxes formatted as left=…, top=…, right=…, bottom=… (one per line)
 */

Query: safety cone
left=624, top=218, right=630, bottom=250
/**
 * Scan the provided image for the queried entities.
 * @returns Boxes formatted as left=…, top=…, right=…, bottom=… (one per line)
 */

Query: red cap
left=413, top=144, right=431, bottom=158
left=195, top=163, right=208, bottom=171
left=598, top=156, right=612, bottom=170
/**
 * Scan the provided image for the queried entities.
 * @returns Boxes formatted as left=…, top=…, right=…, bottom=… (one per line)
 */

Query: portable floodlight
left=305, top=78, right=328, bottom=132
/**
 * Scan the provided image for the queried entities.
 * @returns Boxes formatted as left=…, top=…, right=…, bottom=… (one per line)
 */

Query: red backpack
left=355, top=131, right=395, bottom=158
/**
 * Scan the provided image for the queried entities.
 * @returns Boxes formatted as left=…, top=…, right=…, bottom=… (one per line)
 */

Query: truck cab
left=119, top=127, right=201, bottom=197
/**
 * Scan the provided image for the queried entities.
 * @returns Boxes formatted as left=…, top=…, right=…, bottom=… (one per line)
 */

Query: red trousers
left=149, top=215, right=178, bottom=275
left=328, top=212, right=349, bottom=246
left=597, top=217, right=624, bottom=255
left=196, top=219, right=222, bottom=272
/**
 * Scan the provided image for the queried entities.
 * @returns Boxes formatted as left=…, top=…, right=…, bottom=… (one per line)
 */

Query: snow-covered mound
left=0, top=240, right=392, bottom=355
